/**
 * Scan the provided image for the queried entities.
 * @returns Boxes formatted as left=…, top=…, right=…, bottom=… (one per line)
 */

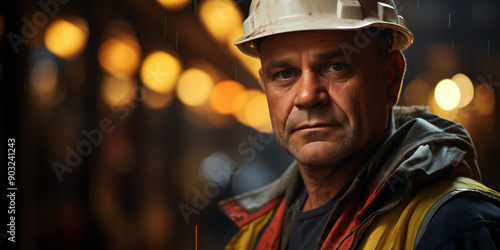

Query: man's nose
left=294, top=71, right=329, bottom=109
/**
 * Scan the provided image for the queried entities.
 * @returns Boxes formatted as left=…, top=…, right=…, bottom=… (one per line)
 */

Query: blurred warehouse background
left=0, top=0, right=499, bottom=249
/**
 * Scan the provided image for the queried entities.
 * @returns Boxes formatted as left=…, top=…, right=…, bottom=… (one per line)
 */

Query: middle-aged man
left=218, top=0, right=500, bottom=249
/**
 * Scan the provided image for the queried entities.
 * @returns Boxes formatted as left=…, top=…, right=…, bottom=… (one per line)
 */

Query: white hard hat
left=235, top=0, right=414, bottom=58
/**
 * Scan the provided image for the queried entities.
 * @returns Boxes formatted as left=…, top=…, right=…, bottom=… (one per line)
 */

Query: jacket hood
left=220, top=106, right=481, bottom=220
left=373, top=106, right=480, bottom=193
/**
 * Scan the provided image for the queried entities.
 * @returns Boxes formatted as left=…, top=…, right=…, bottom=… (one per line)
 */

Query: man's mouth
left=295, top=123, right=336, bottom=131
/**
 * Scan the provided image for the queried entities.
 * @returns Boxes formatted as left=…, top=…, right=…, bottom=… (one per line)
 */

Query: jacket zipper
left=335, top=194, right=404, bottom=250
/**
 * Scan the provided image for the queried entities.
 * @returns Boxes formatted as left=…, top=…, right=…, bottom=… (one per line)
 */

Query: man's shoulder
left=415, top=191, right=500, bottom=250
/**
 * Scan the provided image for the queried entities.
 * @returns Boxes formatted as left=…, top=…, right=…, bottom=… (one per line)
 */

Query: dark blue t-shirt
left=287, top=183, right=351, bottom=250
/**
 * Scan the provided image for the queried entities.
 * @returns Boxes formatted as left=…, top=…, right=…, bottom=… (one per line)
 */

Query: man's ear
left=386, top=50, right=406, bottom=107
left=258, top=68, right=265, bottom=91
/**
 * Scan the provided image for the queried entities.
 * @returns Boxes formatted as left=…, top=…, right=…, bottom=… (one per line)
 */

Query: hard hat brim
left=234, top=20, right=413, bottom=58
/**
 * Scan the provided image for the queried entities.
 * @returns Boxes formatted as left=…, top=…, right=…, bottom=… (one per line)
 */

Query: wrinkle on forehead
left=259, top=30, right=380, bottom=69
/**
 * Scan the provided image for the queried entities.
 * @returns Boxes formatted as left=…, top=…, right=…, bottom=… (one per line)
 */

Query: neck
left=298, top=156, right=360, bottom=211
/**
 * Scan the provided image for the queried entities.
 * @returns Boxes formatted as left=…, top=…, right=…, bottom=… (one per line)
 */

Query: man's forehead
left=260, top=30, right=355, bottom=50
left=259, top=30, right=366, bottom=63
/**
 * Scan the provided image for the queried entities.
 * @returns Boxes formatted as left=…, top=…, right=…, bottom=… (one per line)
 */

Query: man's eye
left=276, top=71, right=293, bottom=79
left=328, top=64, right=344, bottom=72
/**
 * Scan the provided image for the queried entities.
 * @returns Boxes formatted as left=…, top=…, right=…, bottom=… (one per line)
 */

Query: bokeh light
left=434, top=79, right=461, bottom=111
left=232, top=162, right=271, bottom=194
left=155, top=0, right=191, bottom=11
left=233, top=90, right=252, bottom=126
left=29, top=59, right=67, bottom=107
left=209, top=80, right=246, bottom=114
left=44, top=17, right=88, bottom=59
left=176, top=68, right=214, bottom=107
left=227, top=30, right=261, bottom=80
left=200, top=1, right=261, bottom=81
left=140, top=51, right=182, bottom=94
left=451, top=73, right=474, bottom=108
left=244, top=91, right=272, bottom=133
left=403, top=79, right=431, bottom=106
left=30, top=60, right=58, bottom=96
left=100, top=75, right=137, bottom=106
left=428, top=94, right=459, bottom=121
left=234, top=89, right=272, bottom=133
left=199, top=151, right=232, bottom=187
left=199, top=0, right=243, bottom=43
left=98, top=36, right=141, bottom=79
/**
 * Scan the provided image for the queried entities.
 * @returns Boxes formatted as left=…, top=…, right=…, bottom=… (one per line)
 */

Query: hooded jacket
left=218, top=106, right=500, bottom=249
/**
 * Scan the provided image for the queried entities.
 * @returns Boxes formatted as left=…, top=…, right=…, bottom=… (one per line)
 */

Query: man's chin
left=291, top=141, right=345, bottom=166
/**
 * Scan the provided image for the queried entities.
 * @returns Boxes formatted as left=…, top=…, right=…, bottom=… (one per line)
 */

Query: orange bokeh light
left=209, top=80, right=246, bottom=114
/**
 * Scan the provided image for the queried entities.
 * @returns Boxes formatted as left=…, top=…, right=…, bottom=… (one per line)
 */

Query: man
left=218, top=0, right=500, bottom=249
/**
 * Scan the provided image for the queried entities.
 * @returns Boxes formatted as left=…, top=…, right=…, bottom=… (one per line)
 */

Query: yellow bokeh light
left=156, top=0, right=191, bottom=11
left=30, top=60, right=58, bottom=96
left=451, top=73, right=474, bottom=108
left=209, top=80, right=246, bottom=114
left=176, top=68, right=214, bottom=107
left=44, top=17, right=88, bottom=59
left=192, top=60, right=222, bottom=83
left=98, top=37, right=141, bottom=79
left=227, top=30, right=261, bottom=80
left=434, top=79, right=461, bottom=111
left=143, top=88, right=175, bottom=109
left=199, top=0, right=243, bottom=43
left=101, top=75, right=136, bottom=106
left=29, top=60, right=67, bottom=107
left=199, top=2, right=260, bottom=81
left=140, top=51, right=182, bottom=94
left=233, top=90, right=251, bottom=125
left=245, top=92, right=272, bottom=133
left=234, top=89, right=272, bottom=132
left=428, top=93, right=459, bottom=121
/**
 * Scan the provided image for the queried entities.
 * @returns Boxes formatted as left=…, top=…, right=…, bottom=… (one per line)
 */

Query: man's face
left=259, top=30, right=401, bottom=167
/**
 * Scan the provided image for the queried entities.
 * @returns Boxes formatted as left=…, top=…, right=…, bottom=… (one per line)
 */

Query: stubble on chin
left=291, top=136, right=355, bottom=167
